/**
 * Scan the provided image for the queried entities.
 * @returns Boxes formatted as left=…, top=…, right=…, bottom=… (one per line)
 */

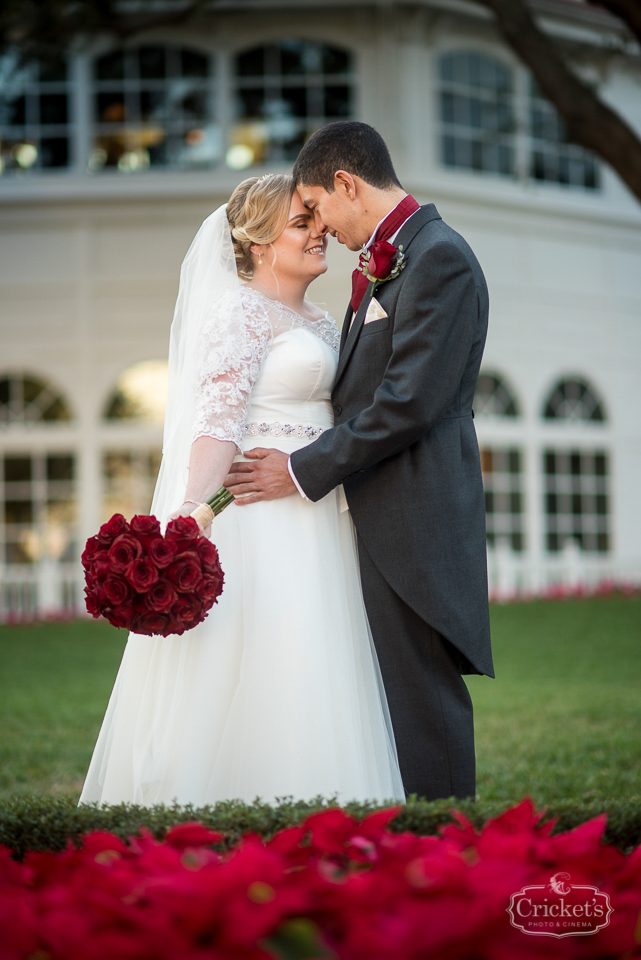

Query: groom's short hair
left=292, top=121, right=402, bottom=192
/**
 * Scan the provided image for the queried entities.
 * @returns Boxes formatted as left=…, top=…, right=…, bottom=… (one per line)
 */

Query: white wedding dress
left=80, top=287, right=404, bottom=807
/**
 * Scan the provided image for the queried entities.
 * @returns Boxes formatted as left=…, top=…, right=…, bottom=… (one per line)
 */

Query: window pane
left=0, top=53, right=71, bottom=173
left=439, top=52, right=514, bottom=178
left=96, top=51, right=125, bottom=81
left=181, top=50, right=208, bottom=77
left=231, top=40, right=353, bottom=169
left=139, top=46, right=166, bottom=80
left=529, top=79, right=599, bottom=190
left=40, top=137, right=69, bottom=168
left=481, top=446, right=525, bottom=551
left=92, top=45, right=219, bottom=172
left=543, top=448, right=609, bottom=553
left=5, top=457, right=32, bottom=482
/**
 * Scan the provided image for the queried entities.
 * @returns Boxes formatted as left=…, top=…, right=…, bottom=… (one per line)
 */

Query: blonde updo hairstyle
left=227, top=174, right=296, bottom=280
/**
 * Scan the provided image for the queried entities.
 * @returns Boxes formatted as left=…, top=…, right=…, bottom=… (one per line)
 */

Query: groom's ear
left=334, top=171, right=357, bottom=201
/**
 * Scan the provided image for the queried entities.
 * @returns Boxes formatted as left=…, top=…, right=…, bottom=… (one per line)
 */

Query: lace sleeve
left=192, top=289, right=273, bottom=451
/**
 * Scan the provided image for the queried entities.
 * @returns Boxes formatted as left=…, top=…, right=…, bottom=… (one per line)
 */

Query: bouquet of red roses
left=82, top=488, right=233, bottom=637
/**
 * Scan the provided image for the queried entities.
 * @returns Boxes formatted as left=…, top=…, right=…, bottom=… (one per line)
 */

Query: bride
left=80, top=174, right=404, bottom=807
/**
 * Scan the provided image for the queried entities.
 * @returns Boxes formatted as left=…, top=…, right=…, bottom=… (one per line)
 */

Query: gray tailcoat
left=291, top=204, right=494, bottom=678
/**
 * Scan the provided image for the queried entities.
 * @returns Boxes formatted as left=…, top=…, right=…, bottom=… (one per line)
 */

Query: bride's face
left=258, top=191, right=328, bottom=282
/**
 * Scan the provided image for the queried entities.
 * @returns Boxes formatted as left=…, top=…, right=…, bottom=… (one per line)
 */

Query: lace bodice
left=193, top=286, right=340, bottom=451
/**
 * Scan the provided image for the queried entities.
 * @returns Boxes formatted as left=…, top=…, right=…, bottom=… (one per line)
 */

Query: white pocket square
left=364, top=298, right=388, bottom=324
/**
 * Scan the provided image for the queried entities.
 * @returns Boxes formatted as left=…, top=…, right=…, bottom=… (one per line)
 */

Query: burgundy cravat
left=350, top=194, right=420, bottom=314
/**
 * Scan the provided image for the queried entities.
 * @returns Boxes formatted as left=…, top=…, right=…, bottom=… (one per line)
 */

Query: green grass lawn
left=0, top=598, right=640, bottom=803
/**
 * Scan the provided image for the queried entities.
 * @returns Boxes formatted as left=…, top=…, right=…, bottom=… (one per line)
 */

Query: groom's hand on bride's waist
left=224, top=449, right=297, bottom=504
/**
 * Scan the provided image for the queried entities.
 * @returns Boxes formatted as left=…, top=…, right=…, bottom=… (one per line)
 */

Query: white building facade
left=1, top=0, right=640, bottom=618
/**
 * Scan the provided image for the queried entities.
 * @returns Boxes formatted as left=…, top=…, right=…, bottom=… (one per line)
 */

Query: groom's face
left=297, top=182, right=369, bottom=252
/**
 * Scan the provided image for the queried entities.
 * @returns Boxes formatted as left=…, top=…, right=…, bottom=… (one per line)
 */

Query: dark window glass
left=95, top=51, right=125, bottom=81
left=237, top=47, right=265, bottom=77
left=139, top=46, right=166, bottom=80
left=181, top=49, right=208, bottom=78
left=5, top=458, right=32, bottom=482
left=39, top=93, right=67, bottom=124
left=41, top=137, right=69, bottom=168
left=47, top=455, right=74, bottom=481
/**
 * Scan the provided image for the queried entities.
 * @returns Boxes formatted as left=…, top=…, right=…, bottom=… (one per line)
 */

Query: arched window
left=439, top=51, right=514, bottom=176
left=543, top=378, right=605, bottom=423
left=474, top=372, right=519, bottom=417
left=229, top=40, right=353, bottom=169
left=103, top=360, right=168, bottom=423
left=529, top=78, right=599, bottom=190
left=0, top=52, right=71, bottom=173
left=91, top=45, right=218, bottom=172
left=0, top=373, right=72, bottom=425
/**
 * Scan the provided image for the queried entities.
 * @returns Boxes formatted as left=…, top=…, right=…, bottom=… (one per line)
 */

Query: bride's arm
left=184, top=437, right=237, bottom=504
left=170, top=436, right=237, bottom=535
left=171, top=290, right=273, bottom=528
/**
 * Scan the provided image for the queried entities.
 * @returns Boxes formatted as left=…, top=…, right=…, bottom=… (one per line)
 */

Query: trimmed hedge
left=2, top=794, right=641, bottom=859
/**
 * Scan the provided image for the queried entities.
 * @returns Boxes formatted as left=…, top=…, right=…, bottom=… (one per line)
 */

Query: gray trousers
left=357, top=535, right=476, bottom=801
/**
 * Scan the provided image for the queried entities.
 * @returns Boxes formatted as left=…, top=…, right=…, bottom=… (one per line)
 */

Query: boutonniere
left=358, top=240, right=406, bottom=284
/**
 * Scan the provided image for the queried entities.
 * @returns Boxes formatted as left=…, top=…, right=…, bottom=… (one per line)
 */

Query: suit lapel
left=334, top=281, right=378, bottom=386
left=333, top=204, right=442, bottom=390
left=339, top=302, right=352, bottom=355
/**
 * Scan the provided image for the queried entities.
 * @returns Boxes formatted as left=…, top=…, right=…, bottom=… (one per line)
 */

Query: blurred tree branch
left=0, top=0, right=207, bottom=64
left=474, top=0, right=641, bottom=202
left=585, top=0, right=641, bottom=47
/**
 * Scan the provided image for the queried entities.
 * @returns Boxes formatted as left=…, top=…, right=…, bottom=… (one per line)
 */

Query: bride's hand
left=167, top=503, right=211, bottom=538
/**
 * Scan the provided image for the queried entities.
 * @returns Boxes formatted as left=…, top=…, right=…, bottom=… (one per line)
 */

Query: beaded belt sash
left=243, top=421, right=326, bottom=441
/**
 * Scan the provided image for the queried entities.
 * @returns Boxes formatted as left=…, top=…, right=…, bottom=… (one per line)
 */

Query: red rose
left=108, top=535, right=142, bottom=572
left=173, top=594, right=203, bottom=623
left=196, top=538, right=222, bottom=573
left=368, top=239, right=397, bottom=280
left=92, top=560, right=111, bottom=582
left=148, top=537, right=177, bottom=568
left=165, top=516, right=200, bottom=542
left=104, top=576, right=132, bottom=606
left=130, top=514, right=162, bottom=550
left=109, top=604, right=136, bottom=629
left=135, top=611, right=169, bottom=635
left=166, top=553, right=202, bottom=593
left=81, top=536, right=100, bottom=569
left=126, top=557, right=159, bottom=592
left=97, top=513, right=129, bottom=545
left=145, top=580, right=177, bottom=613
left=85, top=593, right=101, bottom=618
left=197, top=575, right=224, bottom=603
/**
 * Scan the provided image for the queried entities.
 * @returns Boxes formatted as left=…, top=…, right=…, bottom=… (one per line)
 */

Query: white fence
left=487, top=541, right=641, bottom=601
left=0, top=561, right=83, bottom=622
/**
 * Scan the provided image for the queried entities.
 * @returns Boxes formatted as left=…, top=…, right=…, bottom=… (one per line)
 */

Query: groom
left=226, top=121, right=493, bottom=801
